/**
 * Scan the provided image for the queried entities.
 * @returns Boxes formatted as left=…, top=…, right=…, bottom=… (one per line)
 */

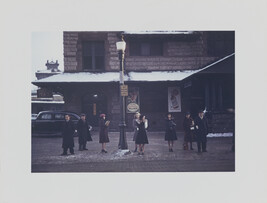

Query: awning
left=123, top=31, right=195, bottom=35
left=32, top=53, right=234, bottom=85
left=32, top=70, right=198, bottom=84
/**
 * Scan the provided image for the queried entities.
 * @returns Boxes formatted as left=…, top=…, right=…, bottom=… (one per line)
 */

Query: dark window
left=207, top=31, right=235, bottom=56
left=69, top=115, right=79, bottom=121
left=40, top=113, right=52, bottom=120
left=129, top=40, right=163, bottom=56
left=83, top=41, right=105, bottom=70
left=55, top=113, right=65, bottom=120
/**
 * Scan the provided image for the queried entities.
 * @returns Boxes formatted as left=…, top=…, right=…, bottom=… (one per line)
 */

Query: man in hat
left=194, top=110, right=209, bottom=153
left=77, top=113, right=92, bottom=151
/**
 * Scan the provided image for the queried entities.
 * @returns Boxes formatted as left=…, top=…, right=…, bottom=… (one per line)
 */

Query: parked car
left=31, top=114, right=38, bottom=120
left=32, top=111, right=80, bottom=136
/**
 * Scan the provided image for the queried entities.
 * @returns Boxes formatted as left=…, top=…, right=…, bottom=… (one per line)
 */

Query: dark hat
left=198, top=109, right=204, bottom=113
left=80, top=113, right=86, bottom=117
left=185, top=112, right=191, bottom=115
left=100, top=114, right=106, bottom=118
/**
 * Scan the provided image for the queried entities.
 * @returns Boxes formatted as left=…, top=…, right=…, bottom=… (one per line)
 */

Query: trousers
left=197, top=141, right=207, bottom=152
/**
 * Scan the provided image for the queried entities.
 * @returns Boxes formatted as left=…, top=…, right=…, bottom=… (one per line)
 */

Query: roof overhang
left=32, top=53, right=234, bottom=86
left=123, top=31, right=195, bottom=35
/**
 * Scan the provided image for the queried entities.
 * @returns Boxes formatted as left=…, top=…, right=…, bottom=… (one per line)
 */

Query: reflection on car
left=31, top=114, right=38, bottom=120
left=32, top=111, right=80, bottom=136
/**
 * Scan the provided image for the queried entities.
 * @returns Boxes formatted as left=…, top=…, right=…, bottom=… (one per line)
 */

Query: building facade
left=33, top=31, right=235, bottom=132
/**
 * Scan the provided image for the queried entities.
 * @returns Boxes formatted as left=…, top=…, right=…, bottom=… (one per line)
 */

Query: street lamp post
left=116, top=37, right=128, bottom=150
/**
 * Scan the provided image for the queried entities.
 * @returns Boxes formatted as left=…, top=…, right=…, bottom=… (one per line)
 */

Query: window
left=40, top=113, right=52, bottom=120
left=83, top=41, right=105, bottom=70
left=129, top=40, right=163, bottom=56
left=69, top=115, right=78, bottom=121
left=55, top=113, right=65, bottom=120
left=207, top=31, right=234, bottom=56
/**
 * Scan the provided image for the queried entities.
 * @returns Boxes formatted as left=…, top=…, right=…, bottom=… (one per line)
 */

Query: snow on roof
left=123, top=31, right=194, bottom=35
left=33, top=70, right=198, bottom=83
left=34, top=72, right=122, bottom=83
left=32, top=53, right=234, bottom=84
left=36, top=70, right=61, bottom=73
left=128, top=71, right=197, bottom=81
left=193, top=53, right=235, bottom=74
left=31, top=100, right=65, bottom=104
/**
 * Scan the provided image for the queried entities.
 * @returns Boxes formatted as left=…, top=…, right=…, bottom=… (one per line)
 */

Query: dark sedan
left=32, top=111, right=80, bottom=136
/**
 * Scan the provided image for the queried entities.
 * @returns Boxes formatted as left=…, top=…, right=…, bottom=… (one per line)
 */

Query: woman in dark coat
left=99, top=114, right=110, bottom=153
left=132, top=112, right=140, bottom=152
left=135, top=115, right=149, bottom=155
left=77, top=113, right=92, bottom=151
left=183, top=112, right=195, bottom=150
left=194, top=110, right=209, bottom=153
left=61, top=114, right=75, bottom=156
left=165, top=113, right=177, bottom=152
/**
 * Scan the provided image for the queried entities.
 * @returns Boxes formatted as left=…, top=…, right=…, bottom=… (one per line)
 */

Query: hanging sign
left=126, top=87, right=140, bottom=113
left=120, top=85, right=128, bottom=96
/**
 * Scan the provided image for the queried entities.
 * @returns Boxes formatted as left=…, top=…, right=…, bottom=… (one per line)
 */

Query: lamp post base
left=118, top=123, right=128, bottom=150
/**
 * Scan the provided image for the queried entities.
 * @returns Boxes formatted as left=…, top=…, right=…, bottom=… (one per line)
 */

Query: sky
left=31, top=32, right=63, bottom=90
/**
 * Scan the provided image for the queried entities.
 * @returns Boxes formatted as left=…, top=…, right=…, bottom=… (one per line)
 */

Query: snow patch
left=207, top=133, right=233, bottom=138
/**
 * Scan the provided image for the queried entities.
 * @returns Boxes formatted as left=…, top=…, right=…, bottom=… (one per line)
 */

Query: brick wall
left=63, top=31, right=218, bottom=72
left=124, top=56, right=217, bottom=71
left=63, top=32, right=78, bottom=72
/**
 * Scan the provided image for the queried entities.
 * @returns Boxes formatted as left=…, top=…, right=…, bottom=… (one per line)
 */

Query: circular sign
left=127, top=103, right=140, bottom=113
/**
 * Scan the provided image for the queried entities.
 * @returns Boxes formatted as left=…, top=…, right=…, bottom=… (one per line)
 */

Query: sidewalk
left=32, top=132, right=235, bottom=172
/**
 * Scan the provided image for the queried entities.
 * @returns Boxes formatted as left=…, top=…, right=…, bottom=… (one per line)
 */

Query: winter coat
left=77, top=119, right=92, bottom=144
left=132, top=119, right=139, bottom=141
left=135, top=121, right=149, bottom=144
left=62, top=120, right=75, bottom=148
left=194, top=116, right=209, bottom=142
left=165, top=119, right=177, bottom=141
left=99, top=118, right=109, bottom=143
left=183, top=117, right=194, bottom=142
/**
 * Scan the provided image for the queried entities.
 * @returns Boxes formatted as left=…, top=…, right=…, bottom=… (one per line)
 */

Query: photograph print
left=31, top=31, right=235, bottom=172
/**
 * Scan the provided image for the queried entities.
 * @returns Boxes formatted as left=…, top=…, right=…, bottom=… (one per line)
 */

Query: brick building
left=33, top=31, right=235, bottom=132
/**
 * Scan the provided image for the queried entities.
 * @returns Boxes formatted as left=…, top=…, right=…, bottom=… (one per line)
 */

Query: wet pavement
left=32, top=132, right=235, bottom=172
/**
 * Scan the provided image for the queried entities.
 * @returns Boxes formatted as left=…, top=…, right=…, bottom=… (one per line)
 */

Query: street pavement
left=32, top=131, right=235, bottom=172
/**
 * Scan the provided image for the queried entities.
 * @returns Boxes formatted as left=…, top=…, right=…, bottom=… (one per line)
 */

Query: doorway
left=82, top=93, right=107, bottom=126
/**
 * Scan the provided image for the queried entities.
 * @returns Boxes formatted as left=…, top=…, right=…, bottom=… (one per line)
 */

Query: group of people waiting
left=61, top=110, right=209, bottom=156
left=61, top=113, right=109, bottom=156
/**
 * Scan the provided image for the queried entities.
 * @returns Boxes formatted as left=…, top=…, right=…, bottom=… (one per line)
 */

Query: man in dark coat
left=77, top=113, right=92, bottom=151
left=61, top=114, right=75, bottom=155
left=194, top=110, right=209, bottom=153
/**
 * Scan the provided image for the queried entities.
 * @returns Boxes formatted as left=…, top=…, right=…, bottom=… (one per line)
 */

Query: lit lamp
left=116, top=37, right=128, bottom=150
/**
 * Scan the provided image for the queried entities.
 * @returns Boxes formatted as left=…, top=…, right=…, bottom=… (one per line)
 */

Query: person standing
left=165, top=113, right=177, bottom=152
left=194, top=110, right=209, bottom=153
left=77, top=113, right=92, bottom=151
left=135, top=115, right=149, bottom=155
left=183, top=112, right=195, bottom=150
left=99, top=114, right=110, bottom=153
left=61, top=114, right=75, bottom=156
left=132, top=112, right=140, bottom=152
